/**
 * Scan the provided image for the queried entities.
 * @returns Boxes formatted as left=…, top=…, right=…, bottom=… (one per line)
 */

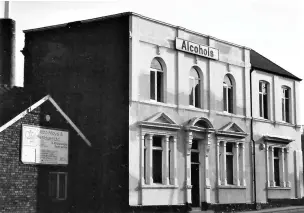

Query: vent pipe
left=0, top=1, right=15, bottom=87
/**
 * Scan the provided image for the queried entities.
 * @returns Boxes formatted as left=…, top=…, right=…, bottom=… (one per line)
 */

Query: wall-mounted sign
left=175, top=38, right=219, bottom=60
left=21, top=125, right=69, bottom=165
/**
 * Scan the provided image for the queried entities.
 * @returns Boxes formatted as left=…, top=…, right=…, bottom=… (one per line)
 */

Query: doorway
left=191, top=139, right=200, bottom=207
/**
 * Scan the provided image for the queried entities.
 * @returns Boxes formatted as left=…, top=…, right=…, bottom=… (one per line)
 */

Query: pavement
left=190, top=205, right=304, bottom=213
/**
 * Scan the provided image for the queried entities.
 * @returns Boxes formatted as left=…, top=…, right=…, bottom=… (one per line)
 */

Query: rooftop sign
left=175, top=38, right=219, bottom=60
left=21, top=125, right=69, bottom=165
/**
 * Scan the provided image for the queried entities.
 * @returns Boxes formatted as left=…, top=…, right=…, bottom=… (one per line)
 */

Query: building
left=0, top=12, right=302, bottom=212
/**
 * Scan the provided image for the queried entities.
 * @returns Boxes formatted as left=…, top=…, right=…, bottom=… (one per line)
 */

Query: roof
left=23, top=12, right=250, bottom=50
left=250, top=50, right=301, bottom=81
left=0, top=86, right=91, bottom=146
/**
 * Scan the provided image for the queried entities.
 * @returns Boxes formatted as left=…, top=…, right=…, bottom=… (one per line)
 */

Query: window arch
left=189, top=67, right=201, bottom=107
left=259, top=81, right=269, bottom=119
left=223, top=75, right=234, bottom=113
left=150, top=58, right=164, bottom=102
left=281, top=86, right=291, bottom=122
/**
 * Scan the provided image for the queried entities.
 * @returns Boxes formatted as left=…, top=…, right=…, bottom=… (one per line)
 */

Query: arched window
left=282, top=86, right=291, bottom=122
left=223, top=75, right=233, bottom=113
left=259, top=81, right=269, bottom=119
left=189, top=67, right=201, bottom=107
left=150, top=58, right=164, bottom=102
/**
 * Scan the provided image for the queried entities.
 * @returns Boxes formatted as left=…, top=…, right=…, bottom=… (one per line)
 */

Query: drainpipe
left=250, top=67, right=258, bottom=209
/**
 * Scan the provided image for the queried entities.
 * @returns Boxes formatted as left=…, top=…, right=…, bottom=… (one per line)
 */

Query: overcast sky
left=3, top=0, right=304, bottom=123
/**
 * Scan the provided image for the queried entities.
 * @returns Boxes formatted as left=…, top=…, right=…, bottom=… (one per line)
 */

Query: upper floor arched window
left=281, top=86, right=291, bottom=122
left=259, top=81, right=269, bottom=119
left=189, top=67, right=201, bottom=107
left=150, top=58, right=164, bottom=102
left=223, top=75, right=234, bottom=113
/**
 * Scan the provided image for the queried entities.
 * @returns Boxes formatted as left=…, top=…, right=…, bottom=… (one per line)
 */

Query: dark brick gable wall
left=23, top=16, right=130, bottom=212
left=0, top=100, right=97, bottom=213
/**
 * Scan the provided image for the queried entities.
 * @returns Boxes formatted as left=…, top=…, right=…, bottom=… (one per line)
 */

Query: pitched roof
left=0, top=86, right=91, bottom=146
left=250, top=50, right=301, bottom=81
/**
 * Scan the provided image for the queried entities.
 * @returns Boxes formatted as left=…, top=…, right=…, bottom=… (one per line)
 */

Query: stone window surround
left=140, top=127, right=179, bottom=188
left=264, top=135, right=293, bottom=189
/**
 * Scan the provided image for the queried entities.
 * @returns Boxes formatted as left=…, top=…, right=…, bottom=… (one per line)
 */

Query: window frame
left=281, top=86, right=291, bottom=123
left=259, top=81, right=269, bottom=119
left=223, top=75, right=234, bottom=113
left=150, top=58, right=164, bottom=103
left=189, top=67, right=201, bottom=108
left=49, top=172, right=68, bottom=201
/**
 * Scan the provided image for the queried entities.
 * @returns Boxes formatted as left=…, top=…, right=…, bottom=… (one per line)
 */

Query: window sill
left=216, top=111, right=246, bottom=119
left=267, top=187, right=291, bottom=190
left=218, top=185, right=246, bottom=189
left=275, top=121, right=294, bottom=127
left=141, top=184, right=179, bottom=189
left=181, top=105, right=209, bottom=113
left=253, top=117, right=273, bottom=124
left=136, top=100, right=177, bottom=108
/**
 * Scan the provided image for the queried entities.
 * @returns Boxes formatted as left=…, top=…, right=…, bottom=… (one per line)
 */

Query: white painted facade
left=128, top=13, right=303, bottom=207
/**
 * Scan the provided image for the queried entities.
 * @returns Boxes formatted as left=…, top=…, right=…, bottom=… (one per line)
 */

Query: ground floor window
left=141, top=132, right=178, bottom=186
left=217, top=140, right=246, bottom=186
left=267, top=145, right=290, bottom=187
left=49, top=172, right=68, bottom=200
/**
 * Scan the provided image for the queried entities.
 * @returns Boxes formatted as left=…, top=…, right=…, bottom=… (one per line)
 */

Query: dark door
left=191, top=139, right=200, bottom=207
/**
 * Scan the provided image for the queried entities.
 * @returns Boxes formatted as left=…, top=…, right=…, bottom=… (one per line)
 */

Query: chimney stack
left=0, top=1, right=15, bottom=87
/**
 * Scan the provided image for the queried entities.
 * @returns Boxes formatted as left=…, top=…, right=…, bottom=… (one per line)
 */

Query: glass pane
left=191, top=139, right=199, bottom=150
left=150, top=71, right=155, bottom=100
left=49, top=173, right=57, bottom=198
left=286, top=99, right=289, bottom=122
left=259, top=93, right=263, bottom=117
left=150, top=58, right=162, bottom=70
left=274, top=159, right=280, bottom=186
left=223, top=87, right=227, bottom=111
left=153, top=150, right=162, bottom=183
left=191, top=152, right=199, bottom=163
left=168, top=150, right=171, bottom=183
left=285, top=89, right=289, bottom=98
left=189, top=79, right=194, bottom=105
left=224, top=75, right=232, bottom=87
left=226, top=143, right=233, bottom=153
left=274, top=148, right=279, bottom=157
left=157, top=71, right=163, bottom=102
left=195, top=80, right=200, bottom=107
left=152, top=136, right=162, bottom=147
left=190, top=67, right=199, bottom=78
left=259, top=82, right=262, bottom=92
left=144, top=148, right=146, bottom=183
left=263, top=94, right=268, bottom=119
left=58, top=174, right=66, bottom=199
left=228, top=87, right=233, bottom=113
left=226, top=155, right=234, bottom=184
left=282, top=98, right=285, bottom=121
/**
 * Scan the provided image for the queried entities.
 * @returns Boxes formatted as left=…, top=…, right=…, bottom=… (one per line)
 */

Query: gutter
left=250, top=67, right=257, bottom=208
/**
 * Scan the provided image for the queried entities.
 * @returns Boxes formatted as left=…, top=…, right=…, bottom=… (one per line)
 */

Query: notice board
left=21, top=125, right=69, bottom=165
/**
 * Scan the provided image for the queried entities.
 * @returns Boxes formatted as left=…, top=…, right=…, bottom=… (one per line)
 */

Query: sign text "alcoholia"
left=175, top=38, right=219, bottom=60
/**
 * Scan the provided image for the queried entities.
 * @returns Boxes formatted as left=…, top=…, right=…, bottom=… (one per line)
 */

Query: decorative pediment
left=216, top=122, right=248, bottom=138
left=139, top=112, right=181, bottom=130
left=263, top=134, right=294, bottom=144
left=185, top=117, right=215, bottom=133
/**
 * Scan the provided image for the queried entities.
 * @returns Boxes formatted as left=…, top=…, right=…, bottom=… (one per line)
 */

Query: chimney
left=0, top=1, right=15, bottom=87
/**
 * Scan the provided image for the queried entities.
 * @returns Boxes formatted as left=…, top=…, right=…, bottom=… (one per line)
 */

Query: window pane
left=191, top=152, right=199, bottom=163
left=226, top=143, right=233, bottom=153
left=223, top=87, right=227, bottom=111
left=285, top=89, right=289, bottom=98
left=144, top=148, right=146, bottom=183
left=286, top=98, right=290, bottom=122
left=58, top=174, right=66, bottom=199
left=153, top=150, right=162, bottom=183
left=259, top=82, right=262, bottom=92
left=195, top=80, right=200, bottom=107
left=282, top=98, right=285, bottom=121
left=274, top=148, right=279, bottom=157
left=157, top=71, right=163, bottom=102
left=153, top=136, right=162, bottom=147
left=49, top=173, right=57, bottom=198
left=259, top=93, right=263, bottom=117
left=224, top=75, right=232, bottom=87
left=189, top=79, right=194, bottom=106
left=151, top=58, right=162, bottom=70
left=150, top=71, right=155, bottom=100
left=191, top=139, right=199, bottom=150
left=228, top=87, right=233, bottom=113
left=168, top=149, right=171, bottom=183
left=274, top=159, right=280, bottom=186
left=226, top=155, right=233, bottom=184
left=263, top=93, right=268, bottom=119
